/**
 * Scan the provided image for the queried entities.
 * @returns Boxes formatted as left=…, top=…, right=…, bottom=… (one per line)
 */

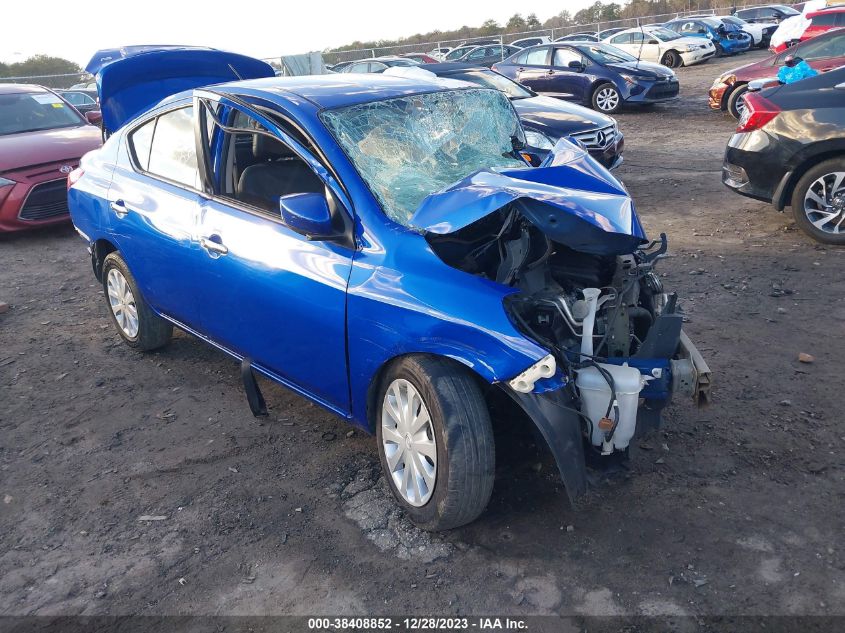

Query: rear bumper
left=722, top=133, right=786, bottom=204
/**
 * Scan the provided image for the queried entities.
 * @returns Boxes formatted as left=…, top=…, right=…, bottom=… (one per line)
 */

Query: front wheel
left=376, top=356, right=494, bottom=531
left=591, top=83, right=622, bottom=114
left=714, top=42, right=725, bottom=57
left=661, top=50, right=681, bottom=68
left=727, top=83, right=748, bottom=119
left=790, top=159, right=845, bottom=245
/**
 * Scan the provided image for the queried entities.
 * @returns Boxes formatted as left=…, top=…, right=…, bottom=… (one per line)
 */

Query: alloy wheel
left=106, top=268, right=139, bottom=338
left=595, top=87, right=619, bottom=112
left=803, top=171, right=845, bottom=235
left=381, top=378, right=437, bottom=507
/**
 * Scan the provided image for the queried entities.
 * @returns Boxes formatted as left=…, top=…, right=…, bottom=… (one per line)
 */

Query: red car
left=772, top=6, right=845, bottom=52
left=709, top=27, right=845, bottom=118
left=0, top=84, right=102, bottom=232
left=400, top=53, right=439, bottom=64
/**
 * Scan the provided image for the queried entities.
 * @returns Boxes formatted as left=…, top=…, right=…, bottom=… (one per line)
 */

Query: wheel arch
left=364, top=352, right=492, bottom=434
left=774, top=148, right=845, bottom=211
left=91, top=238, right=118, bottom=282
left=723, top=81, right=747, bottom=111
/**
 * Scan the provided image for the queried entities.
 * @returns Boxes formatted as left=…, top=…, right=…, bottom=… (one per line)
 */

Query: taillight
left=736, top=92, right=781, bottom=133
left=67, top=167, right=84, bottom=191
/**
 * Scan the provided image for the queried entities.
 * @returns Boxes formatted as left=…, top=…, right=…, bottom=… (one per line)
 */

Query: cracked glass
left=321, top=88, right=525, bottom=226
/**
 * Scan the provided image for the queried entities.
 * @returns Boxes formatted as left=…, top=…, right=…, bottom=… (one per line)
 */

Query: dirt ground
left=1, top=50, right=844, bottom=620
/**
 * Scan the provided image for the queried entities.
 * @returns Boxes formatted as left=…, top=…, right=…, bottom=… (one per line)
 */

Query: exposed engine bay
left=427, top=201, right=711, bottom=456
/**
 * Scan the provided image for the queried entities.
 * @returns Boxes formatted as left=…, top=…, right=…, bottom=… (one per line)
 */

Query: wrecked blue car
left=69, top=47, right=711, bottom=530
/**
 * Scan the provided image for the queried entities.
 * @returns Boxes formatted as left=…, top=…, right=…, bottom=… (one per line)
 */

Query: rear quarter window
left=129, top=118, right=155, bottom=171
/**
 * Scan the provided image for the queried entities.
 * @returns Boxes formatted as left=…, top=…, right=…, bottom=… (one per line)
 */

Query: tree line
left=327, top=0, right=746, bottom=55
left=0, top=55, right=84, bottom=88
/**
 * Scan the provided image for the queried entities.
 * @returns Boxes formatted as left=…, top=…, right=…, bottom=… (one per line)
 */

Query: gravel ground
left=1, top=50, right=843, bottom=619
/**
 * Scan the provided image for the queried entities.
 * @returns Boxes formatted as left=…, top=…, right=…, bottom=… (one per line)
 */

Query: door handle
left=200, top=236, right=228, bottom=256
left=517, top=67, right=526, bottom=72
left=110, top=199, right=128, bottom=218
left=546, top=69, right=555, bottom=75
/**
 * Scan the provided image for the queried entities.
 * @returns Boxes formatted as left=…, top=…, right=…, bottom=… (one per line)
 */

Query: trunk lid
left=88, top=46, right=275, bottom=134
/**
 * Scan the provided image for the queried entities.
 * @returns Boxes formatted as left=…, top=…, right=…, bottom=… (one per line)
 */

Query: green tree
left=506, top=14, right=526, bottom=30
left=526, top=13, right=541, bottom=29
left=1, top=55, right=83, bottom=88
left=479, top=18, right=501, bottom=35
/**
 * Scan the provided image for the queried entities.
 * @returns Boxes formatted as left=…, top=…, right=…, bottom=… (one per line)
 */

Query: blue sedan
left=493, top=42, right=679, bottom=114
left=69, top=47, right=710, bottom=530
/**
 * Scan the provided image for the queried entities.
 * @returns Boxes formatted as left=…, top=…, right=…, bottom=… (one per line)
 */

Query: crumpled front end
left=415, top=141, right=712, bottom=503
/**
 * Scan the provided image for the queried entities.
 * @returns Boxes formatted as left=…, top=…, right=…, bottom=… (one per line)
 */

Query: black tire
left=714, top=42, right=725, bottom=58
left=591, top=82, right=622, bottom=114
left=375, top=355, right=494, bottom=531
left=790, top=159, right=845, bottom=245
left=727, top=83, right=748, bottom=119
left=101, top=252, right=172, bottom=351
left=660, top=50, right=681, bottom=68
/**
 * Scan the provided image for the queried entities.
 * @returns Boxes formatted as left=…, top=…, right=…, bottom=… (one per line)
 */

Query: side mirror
left=84, top=110, right=102, bottom=125
left=280, top=192, right=335, bottom=240
left=567, top=60, right=585, bottom=72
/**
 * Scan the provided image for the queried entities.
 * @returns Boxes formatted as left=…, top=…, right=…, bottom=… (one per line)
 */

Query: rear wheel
left=727, top=83, right=748, bottom=119
left=660, top=50, right=681, bottom=68
left=591, top=83, right=622, bottom=114
left=375, top=355, right=494, bottom=531
left=791, top=160, right=845, bottom=245
left=101, top=252, right=172, bottom=350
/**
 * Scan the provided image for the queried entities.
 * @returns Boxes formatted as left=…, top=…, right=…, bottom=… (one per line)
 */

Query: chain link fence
left=1, top=71, right=93, bottom=90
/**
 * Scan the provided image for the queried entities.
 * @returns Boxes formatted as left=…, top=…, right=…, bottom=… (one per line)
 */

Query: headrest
left=253, top=133, right=295, bottom=160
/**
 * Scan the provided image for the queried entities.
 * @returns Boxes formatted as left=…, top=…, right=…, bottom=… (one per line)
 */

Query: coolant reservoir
left=576, top=363, right=646, bottom=453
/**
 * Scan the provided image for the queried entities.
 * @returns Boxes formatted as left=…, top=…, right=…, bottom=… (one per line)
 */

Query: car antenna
left=228, top=64, right=244, bottom=81
left=637, top=18, right=644, bottom=69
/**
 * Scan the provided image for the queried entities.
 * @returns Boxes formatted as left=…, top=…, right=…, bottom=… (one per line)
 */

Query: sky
left=3, top=0, right=594, bottom=68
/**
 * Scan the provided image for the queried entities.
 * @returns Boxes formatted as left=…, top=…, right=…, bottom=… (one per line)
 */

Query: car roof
left=808, top=6, right=845, bottom=15
left=417, top=62, right=490, bottom=74
left=0, top=83, right=51, bottom=95
left=210, top=74, right=466, bottom=110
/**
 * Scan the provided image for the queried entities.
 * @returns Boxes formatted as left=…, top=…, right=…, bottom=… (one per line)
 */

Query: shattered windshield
left=321, top=88, right=525, bottom=226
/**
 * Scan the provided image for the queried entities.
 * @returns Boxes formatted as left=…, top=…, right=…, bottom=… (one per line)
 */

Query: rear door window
left=611, top=33, right=633, bottom=45
left=525, top=46, right=550, bottom=65
left=146, top=107, right=200, bottom=188
left=797, top=31, right=845, bottom=59
left=811, top=13, right=838, bottom=27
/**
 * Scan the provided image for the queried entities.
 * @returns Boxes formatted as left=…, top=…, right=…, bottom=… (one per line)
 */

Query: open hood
left=410, top=142, right=646, bottom=256
left=89, top=46, right=275, bottom=134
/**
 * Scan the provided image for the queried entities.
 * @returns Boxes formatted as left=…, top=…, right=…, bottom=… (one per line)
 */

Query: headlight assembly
left=523, top=130, right=555, bottom=150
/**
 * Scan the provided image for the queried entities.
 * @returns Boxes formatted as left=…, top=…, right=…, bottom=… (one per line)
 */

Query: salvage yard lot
left=1, top=50, right=843, bottom=617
